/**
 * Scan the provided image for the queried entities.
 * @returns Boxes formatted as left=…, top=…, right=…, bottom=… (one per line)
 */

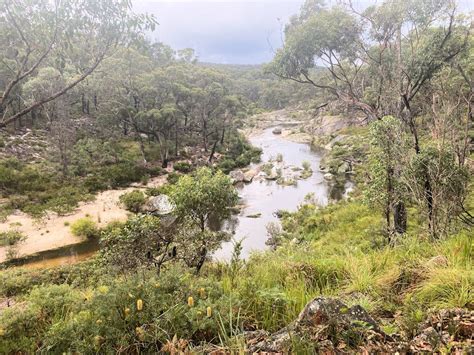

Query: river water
left=214, top=127, right=331, bottom=260
left=5, top=127, right=346, bottom=268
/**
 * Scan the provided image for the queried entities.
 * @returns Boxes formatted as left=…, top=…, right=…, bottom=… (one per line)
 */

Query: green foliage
left=0, top=229, right=25, bottom=247
left=119, top=190, right=146, bottom=213
left=0, top=267, right=236, bottom=354
left=99, top=215, right=163, bottom=270
left=167, top=172, right=181, bottom=184
left=173, top=161, right=192, bottom=173
left=70, top=217, right=99, bottom=239
left=0, top=155, right=150, bottom=218
left=407, top=145, right=469, bottom=236
left=170, top=167, right=238, bottom=231
left=217, top=133, right=261, bottom=173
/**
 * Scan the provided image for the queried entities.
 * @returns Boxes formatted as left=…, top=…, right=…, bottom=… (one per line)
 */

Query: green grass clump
left=119, top=190, right=146, bottom=213
left=173, top=161, right=192, bottom=173
left=0, top=230, right=25, bottom=247
left=70, top=217, right=99, bottom=239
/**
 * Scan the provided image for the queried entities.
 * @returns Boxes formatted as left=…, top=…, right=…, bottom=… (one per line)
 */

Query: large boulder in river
left=264, top=167, right=279, bottom=180
left=145, top=195, right=175, bottom=215
left=229, top=170, right=245, bottom=184
left=272, top=127, right=282, bottom=135
left=243, top=169, right=258, bottom=183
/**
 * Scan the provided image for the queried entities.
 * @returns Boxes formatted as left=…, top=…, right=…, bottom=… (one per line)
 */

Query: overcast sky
left=132, top=0, right=473, bottom=65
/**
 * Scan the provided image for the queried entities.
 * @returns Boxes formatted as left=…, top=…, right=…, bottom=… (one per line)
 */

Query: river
left=4, top=127, right=349, bottom=268
left=214, top=127, right=331, bottom=260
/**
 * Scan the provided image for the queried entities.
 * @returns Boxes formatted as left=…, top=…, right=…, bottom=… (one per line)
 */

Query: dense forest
left=0, top=0, right=472, bottom=353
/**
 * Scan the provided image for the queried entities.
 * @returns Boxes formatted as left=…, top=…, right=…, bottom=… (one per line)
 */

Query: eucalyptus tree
left=269, top=0, right=471, bottom=234
left=365, top=116, right=410, bottom=236
left=0, top=0, right=156, bottom=129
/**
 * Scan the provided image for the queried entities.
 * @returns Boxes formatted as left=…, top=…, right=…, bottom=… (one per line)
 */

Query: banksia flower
left=0, top=328, right=4, bottom=336
left=135, top=327, right=145, bottom=341
left=124, top=307, right=131, bottom=316
left=137, top=299, right=143, bottom=311
left=94, top=335, right=104, bottom=347
left=187, top=296, right=194, bottom=307
left=206, top=306, right=212, bottom=317
left=199, top=287, right=206, bottom=298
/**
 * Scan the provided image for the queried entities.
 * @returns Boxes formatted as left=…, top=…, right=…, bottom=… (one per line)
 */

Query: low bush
left=0, top=267, right=235, bottom=354
left=0, top=230, right=25, bottom=247
left=70, top=217, right=99, bottom=239
left=167, top=172, right=180, bottom=184
left=173, top=161, right=192, bottom=173
left=119, top=190, right=146, bottom=213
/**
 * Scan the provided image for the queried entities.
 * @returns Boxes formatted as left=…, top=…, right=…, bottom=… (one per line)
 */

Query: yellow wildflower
left=137, top=299, right=143, bottom=311
left=98, top=286, right=109, bottom=294
left=96, top=319, right=102, bottom=324
left=124, top=307, right=131, bottom=316
left=206, top=306, right=212, bottom=317
left=94, top=335, right=103, bottom=347
left=187, top=296, right=194, bottom=307
left=136, top=326, right=145, bottom=341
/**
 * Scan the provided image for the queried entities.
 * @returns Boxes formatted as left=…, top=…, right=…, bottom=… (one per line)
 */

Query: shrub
left=173, top=161, right=192, bottom=173
left=70, top=218, right=99, bottom=239
left=167, top=172, right=180, bottom=184
left=0, top=230, right=25, bottom=247
left=119, top=190, right=146, bottom=213
left=83, top=175, right=108, bottom=192
left=101, top=163, right=148, bottom=188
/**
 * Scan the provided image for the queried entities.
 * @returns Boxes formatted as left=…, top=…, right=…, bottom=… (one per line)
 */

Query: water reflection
left=214, top=128, right=332, bottom=260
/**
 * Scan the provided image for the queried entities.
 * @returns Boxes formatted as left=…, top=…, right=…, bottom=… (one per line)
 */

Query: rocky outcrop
left=245, top=297, right=474, bottom=353
left=144, top=195, right=175, bottom=215
left=229, top=170, right=245, bottom=184
left=243, top=169, right=258, bottom=183
left=264, top=167, right=279, bottom=180
left=246, top=297, right=401, bottom=353
left=410, top=308, right=473, bottom=353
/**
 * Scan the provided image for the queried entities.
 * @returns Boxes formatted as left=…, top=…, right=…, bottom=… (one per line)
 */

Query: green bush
left=101, top=163, right=148, bottom=188
left=119, top=190, right=146, bottom=213
left=0, top=267, right=234, bottom=354
left=173, top=161, right=192, bottom=173
left=0, top=230, right=25, bottom=247
left=167, top=172, right=180, bottom=184
left=70, top=217, right=99, bottom=239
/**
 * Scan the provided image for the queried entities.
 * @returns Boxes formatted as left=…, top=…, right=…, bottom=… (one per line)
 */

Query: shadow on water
left=2, top=238, right=99, bottom=269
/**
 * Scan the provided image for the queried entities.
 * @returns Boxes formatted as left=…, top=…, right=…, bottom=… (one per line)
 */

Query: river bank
left=0, top=111, right=354, bottom=267
left=0, top=176, right=166, bottom=264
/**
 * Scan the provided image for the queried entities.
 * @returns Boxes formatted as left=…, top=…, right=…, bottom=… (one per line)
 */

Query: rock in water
left=146, top=195, right=175, bottom=215
left=243, top=169, right=257, bottom=183
left=264, top=167, right=279, bottom=180
left=229, top=170, right=245, bottom=184
left=323, top=172, right=334, bottom=180
left=272, top=127, right=282, bottom=135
